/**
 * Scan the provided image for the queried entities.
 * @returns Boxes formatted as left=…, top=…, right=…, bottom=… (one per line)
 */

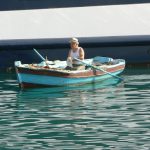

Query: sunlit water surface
left=0, top=68, right=150, bottom=150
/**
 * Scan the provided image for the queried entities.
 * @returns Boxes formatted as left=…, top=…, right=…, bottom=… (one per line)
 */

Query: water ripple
left=0, top=70, right=150, bottom=149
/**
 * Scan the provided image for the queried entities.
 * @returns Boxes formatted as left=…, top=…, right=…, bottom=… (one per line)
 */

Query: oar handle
left=33, top=48, right=45, bottom=61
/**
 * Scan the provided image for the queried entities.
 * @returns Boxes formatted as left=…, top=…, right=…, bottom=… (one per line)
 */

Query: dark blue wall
left=1, top=35, right=150, bottom=51
left=0, top=0, right=150, bottom=11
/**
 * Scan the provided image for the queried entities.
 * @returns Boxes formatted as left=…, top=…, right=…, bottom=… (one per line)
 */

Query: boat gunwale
left=15, top=61, right=125, bottom=78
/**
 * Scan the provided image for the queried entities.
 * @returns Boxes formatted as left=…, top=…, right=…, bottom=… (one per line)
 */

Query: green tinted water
left=0, top=69, right=150, bottom=150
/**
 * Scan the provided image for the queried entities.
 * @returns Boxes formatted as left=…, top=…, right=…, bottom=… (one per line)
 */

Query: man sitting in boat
left=66, top=37, right=85, bottom=70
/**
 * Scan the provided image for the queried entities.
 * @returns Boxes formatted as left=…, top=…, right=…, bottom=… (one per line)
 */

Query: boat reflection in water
left=15, top=77, right=124, bottom=113
left=17, top=77, right=122, bottom=101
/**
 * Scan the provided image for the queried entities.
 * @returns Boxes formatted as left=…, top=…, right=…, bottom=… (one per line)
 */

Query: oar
left=33, top=48, right=52, bottom=67
left=33, top=48, right=45, bottom=61
left=74, top=58, right=123, bottom=80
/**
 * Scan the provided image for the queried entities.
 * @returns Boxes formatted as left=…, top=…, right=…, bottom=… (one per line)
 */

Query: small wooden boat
left=14, top=56, right=125, bottom=88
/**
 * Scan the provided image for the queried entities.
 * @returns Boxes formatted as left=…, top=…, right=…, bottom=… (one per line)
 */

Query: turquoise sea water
left=0, top=68, right=150, bottom=150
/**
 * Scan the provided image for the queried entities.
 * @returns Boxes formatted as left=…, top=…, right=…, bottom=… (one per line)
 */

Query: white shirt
left=70, top=47, right=82, bottom=65
left=70, top=47, right=80, bottom=59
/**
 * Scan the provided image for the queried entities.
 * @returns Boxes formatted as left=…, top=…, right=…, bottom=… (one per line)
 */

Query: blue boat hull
left=15, top=58, right=125, bottom=88
left=17, top=70, right=123, bottom=87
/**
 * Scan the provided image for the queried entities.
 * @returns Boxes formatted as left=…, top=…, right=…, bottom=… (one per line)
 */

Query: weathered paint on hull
left=17, top=70, right=123, bottom=88
left=15, top=60, right=125, bottom=88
